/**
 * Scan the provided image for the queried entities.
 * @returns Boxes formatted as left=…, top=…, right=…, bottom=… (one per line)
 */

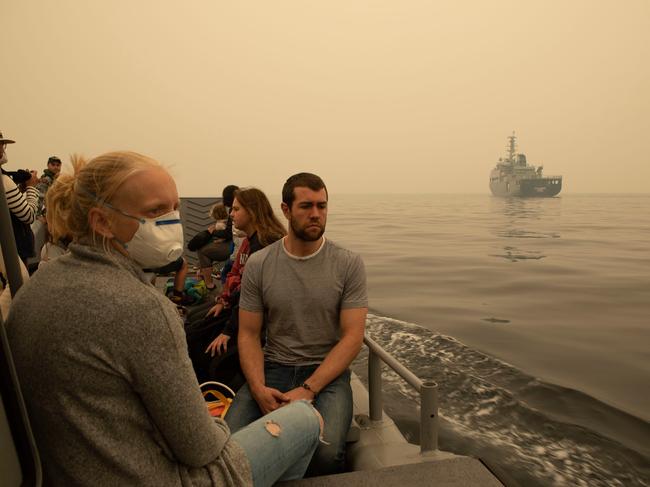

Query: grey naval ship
left=489, top=132, right=562, bottom=197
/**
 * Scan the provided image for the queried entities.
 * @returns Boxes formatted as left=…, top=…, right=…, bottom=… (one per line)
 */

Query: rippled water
left=325, top=193, right=650, bottom=486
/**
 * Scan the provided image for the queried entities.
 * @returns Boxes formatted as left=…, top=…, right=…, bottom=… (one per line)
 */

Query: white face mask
left=100, top=205, right=183, bottom=269
left=122, top=210, right=184, bottom=269
left=84, top=189, right=184, bottom=269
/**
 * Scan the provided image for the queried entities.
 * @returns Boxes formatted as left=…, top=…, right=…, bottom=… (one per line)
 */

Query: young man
left=35, top=155, right=62, bottom=215
left=31, top=156, right=64, bottom=263
left=226, top=173, right=368, bottom=476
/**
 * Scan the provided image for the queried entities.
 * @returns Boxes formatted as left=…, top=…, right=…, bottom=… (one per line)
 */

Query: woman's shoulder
left=15, top=250, right=180, bottom=336
left=31, top=246, right=158, bottom=306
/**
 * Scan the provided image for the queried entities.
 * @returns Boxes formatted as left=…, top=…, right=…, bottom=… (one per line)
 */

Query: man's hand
left=205, top=302, right=224, bottom=318
left=284, top=386, right=316, bottom=403
left=250, top=386, right=290, bottom=415
left=205, top=333, right=230, bottom=357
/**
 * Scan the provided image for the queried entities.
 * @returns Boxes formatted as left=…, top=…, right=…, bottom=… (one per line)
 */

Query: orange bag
left=200, top=381, right=236, bottom=419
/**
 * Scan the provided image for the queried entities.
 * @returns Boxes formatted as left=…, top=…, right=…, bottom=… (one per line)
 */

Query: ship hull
left=489, top=177, right=562, bottom=197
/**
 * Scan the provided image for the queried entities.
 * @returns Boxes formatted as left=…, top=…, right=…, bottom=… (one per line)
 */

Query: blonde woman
left=6, top=152, right=321, bottom=487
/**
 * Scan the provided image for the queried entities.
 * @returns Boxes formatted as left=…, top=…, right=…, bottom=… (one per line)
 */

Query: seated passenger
left=226, top=173, right=368, bottom=477
left=186, top=187, right=286, bottom=386
left=209, top=202, right=229, bottom=245
left=151, top=256, right=190, bottom=306
left=6, top=152, right=322, bottom=486
left=188, top=201, right=228, bottom=288
left=190, top=184, right=238, bottom=290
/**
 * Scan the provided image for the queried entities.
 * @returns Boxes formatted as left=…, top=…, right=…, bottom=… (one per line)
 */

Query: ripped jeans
left=227, top=363, right=353, bottom=477
left=231, top=400, right=321, bottom=486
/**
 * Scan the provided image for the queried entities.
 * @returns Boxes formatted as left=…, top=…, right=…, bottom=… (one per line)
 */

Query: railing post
left=420, top=380, right=438, bottom=453
left=368, top=348, right=383, bottom=421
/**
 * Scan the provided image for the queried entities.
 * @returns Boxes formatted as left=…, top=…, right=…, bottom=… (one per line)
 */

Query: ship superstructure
left=489, top=133, right=562, bottom=197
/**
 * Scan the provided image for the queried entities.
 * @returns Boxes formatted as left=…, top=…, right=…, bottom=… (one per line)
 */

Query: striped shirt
left=2, top=174, right=39, bottom=224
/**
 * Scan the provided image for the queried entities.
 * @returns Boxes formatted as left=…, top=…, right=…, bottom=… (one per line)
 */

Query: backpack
left=165, top=277, right=208, bottom=305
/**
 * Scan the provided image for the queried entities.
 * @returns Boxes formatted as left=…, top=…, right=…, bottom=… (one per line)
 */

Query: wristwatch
left=300, top=382, right=316, bottom=394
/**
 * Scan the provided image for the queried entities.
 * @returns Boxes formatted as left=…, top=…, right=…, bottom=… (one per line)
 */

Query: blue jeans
left=226, top=363, right=352, bottom=477
left=231, top=400, right=321, bottom=486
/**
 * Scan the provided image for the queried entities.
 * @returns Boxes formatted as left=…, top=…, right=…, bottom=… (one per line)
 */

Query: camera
left=4, top=169, right=33, bottom=185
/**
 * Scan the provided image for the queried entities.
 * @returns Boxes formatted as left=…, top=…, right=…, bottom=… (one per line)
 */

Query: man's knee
left=306, top=398, right=351, bottom=476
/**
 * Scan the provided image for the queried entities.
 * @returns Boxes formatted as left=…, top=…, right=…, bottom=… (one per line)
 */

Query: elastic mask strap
left=77, top=185, right=145, bottom=224
left=102, top=202, right=145, bottom=224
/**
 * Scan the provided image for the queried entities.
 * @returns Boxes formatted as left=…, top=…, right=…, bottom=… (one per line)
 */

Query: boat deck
left=280, top=457, right=504, bottom=487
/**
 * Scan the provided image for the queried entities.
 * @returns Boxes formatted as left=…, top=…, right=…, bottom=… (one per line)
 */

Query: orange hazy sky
left=2, top=1, right=649, bottom=195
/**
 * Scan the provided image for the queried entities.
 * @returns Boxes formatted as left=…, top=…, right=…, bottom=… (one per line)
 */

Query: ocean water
left=325, top=194, right=650, bottom=486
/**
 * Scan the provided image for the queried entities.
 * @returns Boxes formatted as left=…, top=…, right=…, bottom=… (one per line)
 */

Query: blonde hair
left=234, top=188, right=286, bottom=247
left=46, top=151, right=159, bottom=248
left=209, top=202, right=228, bottom=222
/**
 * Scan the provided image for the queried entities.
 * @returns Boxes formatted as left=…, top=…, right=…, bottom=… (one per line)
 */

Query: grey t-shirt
left=240, top=237, right=368, bottom=365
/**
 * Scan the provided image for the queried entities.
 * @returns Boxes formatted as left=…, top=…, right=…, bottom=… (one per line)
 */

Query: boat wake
left=353, top=314, right=650, bottom=487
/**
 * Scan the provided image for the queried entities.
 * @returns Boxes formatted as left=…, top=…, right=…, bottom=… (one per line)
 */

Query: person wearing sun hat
left=0, top=130, right=31, bottom=314
left=0, top=131, right=16, bottom=165
left=1, top=131, right=39, bottom=263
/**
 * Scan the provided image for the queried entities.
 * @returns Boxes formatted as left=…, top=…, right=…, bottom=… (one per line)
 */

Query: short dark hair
left=282, top=173, right=328, bottom=208
left=47, top=156, right=62, bottom=165
left=222, top=184, right=239, bottom=207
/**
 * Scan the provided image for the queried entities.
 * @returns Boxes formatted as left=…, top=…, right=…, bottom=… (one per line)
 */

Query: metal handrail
left=364, top=334, right=439, bottom=453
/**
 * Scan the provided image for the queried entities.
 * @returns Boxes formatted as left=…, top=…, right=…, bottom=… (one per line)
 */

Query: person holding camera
left=1, top=131, right=39, bottom=264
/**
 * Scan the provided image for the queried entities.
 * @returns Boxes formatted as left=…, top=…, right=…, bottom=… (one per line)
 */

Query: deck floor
left=279, top=457, right=504, bottom=487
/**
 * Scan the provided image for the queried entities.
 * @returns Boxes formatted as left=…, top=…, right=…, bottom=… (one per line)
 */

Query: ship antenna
left=507, top=131, right=517, bottom=162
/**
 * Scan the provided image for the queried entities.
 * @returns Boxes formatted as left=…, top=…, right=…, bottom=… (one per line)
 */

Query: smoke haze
left=2, top=1, right=649, bottom=196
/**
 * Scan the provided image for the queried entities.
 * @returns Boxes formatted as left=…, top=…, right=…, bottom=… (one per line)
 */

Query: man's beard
left=290, top=218, right=325, bottom=242
left=0, top=153, right=7, bottom=166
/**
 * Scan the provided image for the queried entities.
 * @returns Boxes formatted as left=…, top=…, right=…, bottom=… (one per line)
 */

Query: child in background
left=209, top=202, right=228, bottom=237
left=188, top=202, right=230, bottom=289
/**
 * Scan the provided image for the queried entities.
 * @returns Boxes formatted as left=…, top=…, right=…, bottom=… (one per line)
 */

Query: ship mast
left=507, top=131, right=517, bottom=162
